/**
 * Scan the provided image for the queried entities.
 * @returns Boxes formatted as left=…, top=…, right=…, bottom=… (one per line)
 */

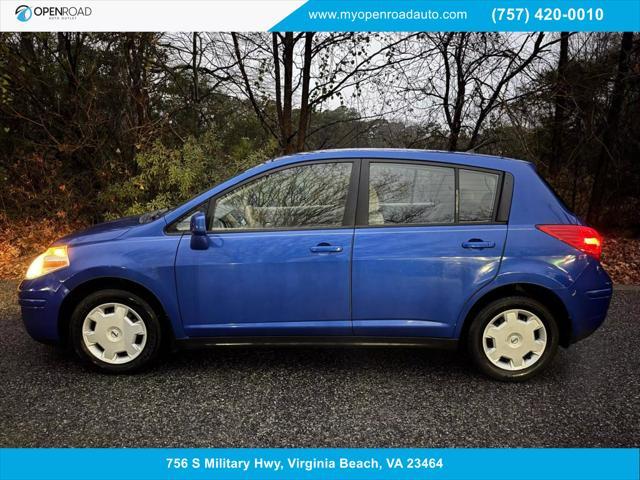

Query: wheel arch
left=58, top=277, right=176, bottom=348
left=458, top=283, right=572, bottom=348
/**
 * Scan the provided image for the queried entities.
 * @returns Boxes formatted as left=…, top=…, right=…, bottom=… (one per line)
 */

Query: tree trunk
left=231, top=33, right=278, bottom=142
left=549, top=32, right=570, bottom=176
left=192, top=32, right=200, bottom=136
left=281, top=33, right=295, bottom=153
left=272, top=33, right=284, bottom=147
left=587, top=32, right=633, bottom=225
left=448, top=34, right=467, bottom=152
left=296, top=33, right=314, bottom=152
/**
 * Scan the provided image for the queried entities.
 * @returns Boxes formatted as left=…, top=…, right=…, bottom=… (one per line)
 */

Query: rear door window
left=368, top=162, right=455, bottom=225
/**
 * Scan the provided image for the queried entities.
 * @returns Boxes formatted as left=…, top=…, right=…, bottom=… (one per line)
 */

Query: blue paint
left=1, top=448, right=638, bottom=480
left=19, top=149, right=612, bottom=350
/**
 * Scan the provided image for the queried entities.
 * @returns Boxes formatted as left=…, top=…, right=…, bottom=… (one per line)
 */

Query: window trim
left=165, top=201, right=210, bottom=234
left=165, top=157, right=514, bottom=235
left=496, top=172, right=514, bottom=223
left=166, top=159, right=360, bottom=235
left=355, top=158, right=510, bottom=228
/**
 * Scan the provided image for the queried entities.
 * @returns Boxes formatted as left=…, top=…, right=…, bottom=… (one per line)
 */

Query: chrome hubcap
left=482, top=309, right=547, bottom=371
left=82, top=303, right=147, bottom=364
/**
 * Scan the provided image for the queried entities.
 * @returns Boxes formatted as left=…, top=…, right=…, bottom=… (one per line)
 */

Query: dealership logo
left=15, top=5, right=32, bottom=22
left=15, top=4, right=92, bottom=21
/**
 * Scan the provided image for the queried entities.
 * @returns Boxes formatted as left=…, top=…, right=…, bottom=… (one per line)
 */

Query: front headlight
left=25, top=246, right=70, bottom=280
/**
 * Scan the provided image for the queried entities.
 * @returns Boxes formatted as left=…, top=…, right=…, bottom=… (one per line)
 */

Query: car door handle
left=462, top=239, right=496, bottom=249
left=310, top=243, right=343, bottom=253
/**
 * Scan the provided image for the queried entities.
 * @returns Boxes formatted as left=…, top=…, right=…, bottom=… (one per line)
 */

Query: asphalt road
left=1, top=280, right=638, bottom=448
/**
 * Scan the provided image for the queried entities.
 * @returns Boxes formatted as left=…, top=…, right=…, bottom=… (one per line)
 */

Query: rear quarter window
left=459, top=169, right=499, bottom=222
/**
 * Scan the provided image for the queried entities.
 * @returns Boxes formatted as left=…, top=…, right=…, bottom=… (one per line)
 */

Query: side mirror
left=190, top=212, right=208, bottom=250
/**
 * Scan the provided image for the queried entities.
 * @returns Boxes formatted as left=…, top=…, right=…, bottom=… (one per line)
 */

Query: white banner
left=1, top=0, right=305, bottom=31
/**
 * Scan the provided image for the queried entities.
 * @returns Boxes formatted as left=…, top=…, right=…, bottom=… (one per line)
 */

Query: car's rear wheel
left=70, top=289, right=162, bottom=373
left=468, top=296, right=559, bottom=381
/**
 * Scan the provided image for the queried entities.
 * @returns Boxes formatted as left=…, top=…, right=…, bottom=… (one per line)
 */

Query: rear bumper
left=567, top=286, right=613, bottom=343
left=557, top=260, right=613, bottom=344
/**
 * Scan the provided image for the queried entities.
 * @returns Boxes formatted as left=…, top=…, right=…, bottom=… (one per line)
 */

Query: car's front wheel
left=468, top=296, right=559, bottom=381
left=69, top=289, right=162, bottom=373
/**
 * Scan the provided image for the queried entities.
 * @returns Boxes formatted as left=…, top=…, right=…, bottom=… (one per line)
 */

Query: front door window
left=212, top=162, right=353, bottom=230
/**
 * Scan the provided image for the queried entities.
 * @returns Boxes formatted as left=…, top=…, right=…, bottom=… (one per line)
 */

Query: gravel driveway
left=1, top=280, right=638, bottom=447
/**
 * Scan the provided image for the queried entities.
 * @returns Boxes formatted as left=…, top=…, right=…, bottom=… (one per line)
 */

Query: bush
left=102, top=130, right=276, bottom=217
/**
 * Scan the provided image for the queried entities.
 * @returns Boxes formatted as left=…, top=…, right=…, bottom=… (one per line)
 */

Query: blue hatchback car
left=19, top=149, right=612, bottom=380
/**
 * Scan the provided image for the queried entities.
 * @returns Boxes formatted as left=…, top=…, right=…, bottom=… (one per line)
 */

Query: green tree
left=102, top=130, right=275, bottom=217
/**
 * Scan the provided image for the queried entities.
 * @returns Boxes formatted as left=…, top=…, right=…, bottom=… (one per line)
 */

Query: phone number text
left=492, top=7, right=604, bottom=24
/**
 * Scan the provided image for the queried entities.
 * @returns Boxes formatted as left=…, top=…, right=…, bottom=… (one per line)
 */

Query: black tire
left=467, top=296, right=559, bottom=381
left=69, top=289, right=162, bottom=373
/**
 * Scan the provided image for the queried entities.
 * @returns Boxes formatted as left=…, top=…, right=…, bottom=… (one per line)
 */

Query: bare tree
left=393, top=33, right=561, bottom=151
left=225, top=32, right=418, bottom=153
left=549, top=32, right=571, bottom=175
left=158, top=32, right=235, bottom=136
left=587, top=32, right=634, bottom=224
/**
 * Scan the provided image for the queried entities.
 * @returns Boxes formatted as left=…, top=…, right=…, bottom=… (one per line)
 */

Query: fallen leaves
left=601, top=237, right=640, bottom=285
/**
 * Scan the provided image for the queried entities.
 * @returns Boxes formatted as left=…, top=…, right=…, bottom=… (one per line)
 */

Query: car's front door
left=174, top=160, right=358, bottom=337
left=351, top=160, right=508, bottom=338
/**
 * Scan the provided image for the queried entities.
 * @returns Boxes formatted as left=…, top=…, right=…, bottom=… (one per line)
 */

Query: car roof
left=268, top=148, right=534, bottom=172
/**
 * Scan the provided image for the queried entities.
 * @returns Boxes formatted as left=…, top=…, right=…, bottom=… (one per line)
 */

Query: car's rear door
left=174, top=160, right=359, bottom=337
left=351, top=159, right=509, bottom=338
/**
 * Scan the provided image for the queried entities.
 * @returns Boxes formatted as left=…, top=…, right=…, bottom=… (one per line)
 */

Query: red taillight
left=536, top=225, right=603, bottom=260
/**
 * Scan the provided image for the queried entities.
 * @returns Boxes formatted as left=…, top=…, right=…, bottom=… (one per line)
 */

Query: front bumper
left=18, top=275, right=69, bottom=344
